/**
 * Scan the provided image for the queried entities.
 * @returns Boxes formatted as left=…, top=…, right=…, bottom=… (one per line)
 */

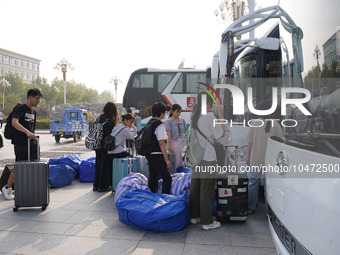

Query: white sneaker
left=2, top=186, right=14, bottom=200
left=201, top=220, right=221, bottom=231
left=190, top=218, right=200, bottom=224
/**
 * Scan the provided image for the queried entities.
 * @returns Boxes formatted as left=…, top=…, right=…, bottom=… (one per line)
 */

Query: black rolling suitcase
left=216, top=145, right=248, bottom=222
left=13, top=137, right=50, bottom=212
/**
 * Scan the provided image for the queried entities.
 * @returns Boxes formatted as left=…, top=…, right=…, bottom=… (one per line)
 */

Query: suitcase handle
left=28, top=136, right=40, bottom=161
left=224, top=145, right=238, bottom=170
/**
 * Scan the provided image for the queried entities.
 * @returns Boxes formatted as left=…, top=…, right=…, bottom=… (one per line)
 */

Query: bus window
left=158, top=73, right=175, bottom=92
left=186, top=73, right=206, bottom=93
left=266, top=59, right=281, bottom=77
left=132, top=74, right=154, bottom=88
left=172, top=75, right=184, bottom=93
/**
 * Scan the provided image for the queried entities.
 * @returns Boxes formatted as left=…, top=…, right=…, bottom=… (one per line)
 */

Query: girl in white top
left=189, top=91, right=226, bottom=231
left=108, top=113, right=135, bottom=158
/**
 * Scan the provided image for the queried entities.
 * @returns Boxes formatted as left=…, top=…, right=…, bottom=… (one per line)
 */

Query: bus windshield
left=309, top=88, right=340, bottom=133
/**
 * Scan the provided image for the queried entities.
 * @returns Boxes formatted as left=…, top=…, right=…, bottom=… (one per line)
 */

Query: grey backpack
left=181, top=127, right=205, bottom=166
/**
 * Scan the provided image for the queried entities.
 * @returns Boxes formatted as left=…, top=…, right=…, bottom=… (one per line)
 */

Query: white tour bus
left=212, top=2, right=340, bottom=255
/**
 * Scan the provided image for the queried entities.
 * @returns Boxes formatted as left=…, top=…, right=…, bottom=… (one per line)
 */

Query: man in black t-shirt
left=1, top=88, right=42, bottom=200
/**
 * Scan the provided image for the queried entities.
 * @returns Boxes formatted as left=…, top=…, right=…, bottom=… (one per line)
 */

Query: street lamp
left=1, top=78, right=11, bottom=111
left=54, top=58, right=74, bottom=104
left=313, top=44, right=322, bottom=90
left=110, top=76, right=122, bottom=103
left=214, top=0, right=256, bottom=39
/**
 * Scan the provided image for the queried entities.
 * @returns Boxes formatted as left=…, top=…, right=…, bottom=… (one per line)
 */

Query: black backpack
left=135, top=119, right=162, bottom=156
left=4, top=103, right=22, bottom=140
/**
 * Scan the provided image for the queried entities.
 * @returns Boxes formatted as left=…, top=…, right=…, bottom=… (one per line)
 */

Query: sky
left=0, top=0, right=339, bottom=103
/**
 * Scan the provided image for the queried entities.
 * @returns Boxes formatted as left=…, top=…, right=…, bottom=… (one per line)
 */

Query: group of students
left=1, top=88, right=284, bottom=232
left=93, top=101, right=186, bottom=195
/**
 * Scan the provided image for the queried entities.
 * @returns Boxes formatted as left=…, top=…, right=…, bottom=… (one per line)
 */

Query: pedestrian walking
left=2, top=88, right=42, bottom=200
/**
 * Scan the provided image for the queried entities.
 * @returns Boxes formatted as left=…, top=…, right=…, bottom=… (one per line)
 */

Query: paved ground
left=0, top=132, right=276, bottom=255
left=0, top=182, right=276, bottom=255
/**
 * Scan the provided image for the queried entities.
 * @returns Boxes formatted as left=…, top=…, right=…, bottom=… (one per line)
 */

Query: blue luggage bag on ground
left=112, top=158, right=137, bottom=190
left=116, top=189, right=189, bottom=232
left=79, top=157, right=95, bottom=182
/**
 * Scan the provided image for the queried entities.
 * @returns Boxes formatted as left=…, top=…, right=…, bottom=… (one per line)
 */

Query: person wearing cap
left=134, top=110, right=142, bottom=132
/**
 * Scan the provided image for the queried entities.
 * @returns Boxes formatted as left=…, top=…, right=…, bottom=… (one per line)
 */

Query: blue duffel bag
left=49, top=164, right=77, bottom=188
left=79, top=157, right=96, bottom=182
left=116, top=189, right=189, bottom=233
left=49, top=154, right=82, bottom=176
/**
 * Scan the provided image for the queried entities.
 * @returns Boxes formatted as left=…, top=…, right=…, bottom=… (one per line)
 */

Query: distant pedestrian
left=134, top=110, right=142, bottom=132
left=164, top=105, right=171, bottom=120
left=87, top=108, right=93, bottom=122
left=165, top=104, right=185, bottom=170
left=94, top=110, right=100, bottom=121
left=0, top=111, right=3, bottom=129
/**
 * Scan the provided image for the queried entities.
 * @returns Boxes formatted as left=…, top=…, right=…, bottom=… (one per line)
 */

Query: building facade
left=323, top=28, right=340, bottom=67
left=0, top=48, right=40, bottom=83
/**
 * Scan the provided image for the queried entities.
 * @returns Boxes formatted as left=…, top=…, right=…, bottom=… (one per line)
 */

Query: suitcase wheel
left=41, top=206, right=47, bottom=211
left=13, top=207, right=18, bottom=212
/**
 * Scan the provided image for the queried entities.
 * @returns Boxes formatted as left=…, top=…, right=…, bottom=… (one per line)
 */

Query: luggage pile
left=114, top=172, right=191, bottom=233
left=49, top=154, right=96, bottom=188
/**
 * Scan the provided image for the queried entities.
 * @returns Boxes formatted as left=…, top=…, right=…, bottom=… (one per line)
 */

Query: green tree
left=99, top=90, right=114, bottom=103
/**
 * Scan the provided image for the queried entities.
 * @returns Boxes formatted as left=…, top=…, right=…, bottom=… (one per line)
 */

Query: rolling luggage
left=13, top=137, right=50, bottom=212
left=216, top=145, right=248, bottom=222
left=136, top=155, right=149, bottom=179
left=112, top=158, right=138, bottom=190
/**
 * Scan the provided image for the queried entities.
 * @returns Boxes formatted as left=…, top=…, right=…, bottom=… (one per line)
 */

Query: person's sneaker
left=189, top=218, right=200, bottom=224
left=2, top=186, right=14, bottom=200
left=201, top=220, right=221, bottom=231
